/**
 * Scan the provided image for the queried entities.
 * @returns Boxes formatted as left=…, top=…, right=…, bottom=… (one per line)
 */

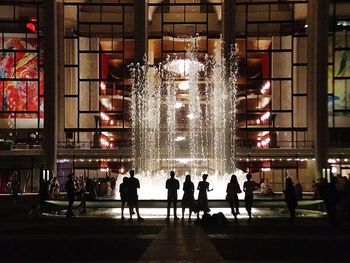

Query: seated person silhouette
left=260, top=178, right=275, bottom=195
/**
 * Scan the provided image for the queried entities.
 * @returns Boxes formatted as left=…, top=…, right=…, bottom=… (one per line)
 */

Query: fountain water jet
left=127, top=39, right=243, bottom=200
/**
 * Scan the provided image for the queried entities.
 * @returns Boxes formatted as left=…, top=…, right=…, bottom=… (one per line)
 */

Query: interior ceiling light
left=175, top=136, right=186, bottom=142
left=337, top=21, right=350, bottom=27
left=164, top=59, right=204, bottom=77
left=175, top=102, right=183, bottom=109
left=178, top=81, right=190, bottom=90
left=187, top=113, right=195, bottom=119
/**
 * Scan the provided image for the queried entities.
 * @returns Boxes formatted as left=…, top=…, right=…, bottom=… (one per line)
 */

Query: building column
left=133, top=1, right=148, bottom=173
left=134, top=1, right=148, bottom=64
left=223, top=0, right=236, bottom=173
left=307, top=0, right=329, bottom=178
left=43, top=0, right=59, bottom=177
left=57, top=1, right=65, bottom=145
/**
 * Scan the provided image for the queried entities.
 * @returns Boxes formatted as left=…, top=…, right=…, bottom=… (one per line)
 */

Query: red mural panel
left=0, top=35, right=44, bottom=118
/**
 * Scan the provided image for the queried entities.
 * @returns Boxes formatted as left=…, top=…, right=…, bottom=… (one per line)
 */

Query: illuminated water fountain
left=127, top=40, right=244, bottom=200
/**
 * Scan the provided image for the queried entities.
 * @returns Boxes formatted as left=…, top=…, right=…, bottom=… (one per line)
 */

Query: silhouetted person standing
left=197, top=173, right=213, bottom=220
left=127, top=170, right=143, bottom=222
left=294, top=179, right=303, bottom=200
left=319, top=177, right=338, bottom=225
left=243, top=173, right=259, bottom=223
left=284, top=177, right=297, bottom=219
left=119, top=177, right=128, bottom=220
left=182, top=174, right=195, bottom=220
left=165, top=171, right=180, bottom=221
left=226, top=174, right=241, bottom=223
left=65, top=173, right=75, bottom=218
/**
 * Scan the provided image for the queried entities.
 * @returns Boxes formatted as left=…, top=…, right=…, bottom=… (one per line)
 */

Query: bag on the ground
left=212, top=212, right=228, bottom=224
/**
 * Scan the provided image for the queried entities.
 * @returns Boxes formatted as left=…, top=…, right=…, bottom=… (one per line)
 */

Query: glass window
left=64, top=0, right=133, bottom=148
left=0, top=2, right=43, bottom=134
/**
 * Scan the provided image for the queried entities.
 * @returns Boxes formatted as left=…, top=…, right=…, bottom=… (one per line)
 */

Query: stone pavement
left=0, top=213, right=349, bottom=262
left=0, top=195, right=348, bottom=262
left=141, top=220, right=223, bottom=262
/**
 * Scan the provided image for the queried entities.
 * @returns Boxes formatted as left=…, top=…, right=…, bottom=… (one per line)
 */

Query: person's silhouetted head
left=170, top=171, right=175, bottom=178
left=185, top=174, right=191, bottom=182
left=123, top=177, right=128, bottom=183
left=202, top=174, right=208, bottom=181
left=68, top=173, right=74, bottom=180
left=230, top=174, right=238, bottom=184
left=246, top=173, right=252, bottom=180
left=286, top=177, right=293, bottom=187
left=129, top=169, right=135, bottom=177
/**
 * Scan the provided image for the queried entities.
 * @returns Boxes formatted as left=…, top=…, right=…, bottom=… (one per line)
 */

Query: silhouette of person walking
left=226, top=174, right=241, bottom=223
left=165, top=171, right=180, bottom=221
left=127, top=170, right=144, bottom=222
left=284, top=177, right=297, bottom=219
left=243, top=173, right=260, bottom=223
left=65, top=173, right=75, bottom=218
left=294, top=179, right=303, bottom=200
left=78, top=177, right=86, bottom=213
left=119, top=177, right=129, bottom=220
left=196, top=173, right=213, bottom=220
left=182, top=174, right=196, bottom=220
left=319, top=177, right=338, bottom=225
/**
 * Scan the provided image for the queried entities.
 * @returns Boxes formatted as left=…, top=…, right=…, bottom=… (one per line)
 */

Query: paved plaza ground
left=0, top=196, right=349, bottom=262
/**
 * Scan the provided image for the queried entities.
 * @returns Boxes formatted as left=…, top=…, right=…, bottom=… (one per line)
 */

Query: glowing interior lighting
left=100, top=112, right=109, bottom=121
left=26, top=18, right=36, bottom=32
left=304, top=24, right=309, bottom=28
left=177, top=158, right=191, bottom=164
left=261, top=112, right=271, bottom=121
left=165, top=59, right=204, bottom=77
left=100, top=138, right=110, bottom=147
left=337, top=21, right=350, bottom=27
left=100, top=98, right=112, bottom=110
left=187, top=113, right=195, bottom=119
left=178, top=81, right=190, bottom=90
left=174, top=136, right=186, bottom=142
left=175, top=102, right=183, bottom=109
left=260, top=81, right=270, bottom=94
left=100, top=82, right=106, bottom=90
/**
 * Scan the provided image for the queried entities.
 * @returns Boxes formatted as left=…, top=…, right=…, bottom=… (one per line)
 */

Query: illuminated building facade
left=0, top=0, right=349, bottom=195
